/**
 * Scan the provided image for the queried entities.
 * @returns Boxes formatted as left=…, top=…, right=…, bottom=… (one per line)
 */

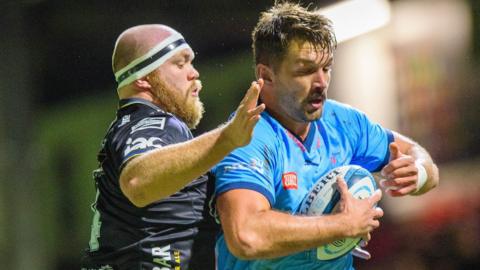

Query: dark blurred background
left=1, top=0, right=479, bottom=269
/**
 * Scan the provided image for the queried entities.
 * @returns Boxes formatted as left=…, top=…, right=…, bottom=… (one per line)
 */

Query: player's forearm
left=224, top=210, right=351, bottom=259
left=120, top=125, right=234, bottom=207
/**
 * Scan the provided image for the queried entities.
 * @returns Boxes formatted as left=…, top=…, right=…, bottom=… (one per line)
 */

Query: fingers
left=387, top=184, right=417, bottom=197
left=359, top=240, right=368, bottom=247
left=365, top=207, right=382, bottom=232
left=381, top=156, right=415, bottom=177
left=368, top=189, right=382, bottom=206
left=244, top=107, right=265, bottom=134
left=384, top=165, right=417, bottom=179
left=389, top=142, right=402, bottom=160
left=237, top=80, right=265, bottom=131
left=380, top=175, right=416, bottom=188
left=336, top=177, right=350, bottom=198
left=234, top=80, right=265, bottom=129
left=360, top=233, right=371, bottom=245
left=223, top=80, right=266, bottom=148
left=380, top=173, right=418, bottom=197
left=373, top=206, right=384, bottom=220
left=257, top=78, right=264, bottom=89
left=247, top=103, right=266, bottom=117
left=382, top=143, right=414, bottom=177
left=240, top=80, right=263, bottom=110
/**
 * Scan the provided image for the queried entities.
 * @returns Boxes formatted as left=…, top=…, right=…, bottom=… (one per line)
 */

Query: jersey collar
left=118, top=98, right=165, bottom=113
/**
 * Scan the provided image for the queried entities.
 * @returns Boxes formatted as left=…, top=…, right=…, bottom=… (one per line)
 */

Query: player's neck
left=286, top=122, right=310, bottom=142
left=267, top=108, right=310, bottom=141
left=118, top=88, right=155, bottom=103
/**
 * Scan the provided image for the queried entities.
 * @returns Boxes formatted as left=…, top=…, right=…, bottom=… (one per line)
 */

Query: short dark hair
left=252, top=2, right=337, bottom=70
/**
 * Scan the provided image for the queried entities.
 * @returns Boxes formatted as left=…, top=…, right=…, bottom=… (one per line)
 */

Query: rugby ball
left=298, top=165, right=377, bottom=260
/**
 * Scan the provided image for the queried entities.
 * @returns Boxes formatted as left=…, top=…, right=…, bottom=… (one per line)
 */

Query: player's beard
left=150, top=76, right=204, bottom=129
left=279, top=90, right=326, bottom=123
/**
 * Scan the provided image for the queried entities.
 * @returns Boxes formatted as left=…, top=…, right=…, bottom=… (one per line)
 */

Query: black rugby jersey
left=81, top=98, right=219, bottom=270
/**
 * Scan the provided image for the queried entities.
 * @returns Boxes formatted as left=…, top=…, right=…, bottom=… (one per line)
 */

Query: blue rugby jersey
left=212, top=99, right=394, bottom=270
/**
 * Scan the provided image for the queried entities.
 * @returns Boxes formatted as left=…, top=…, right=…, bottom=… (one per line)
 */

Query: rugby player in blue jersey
left=81, top=24, right=265, bottom=270
left=212, top=3, right=440, bottom=270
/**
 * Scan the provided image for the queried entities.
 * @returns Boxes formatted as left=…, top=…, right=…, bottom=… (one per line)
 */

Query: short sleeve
left=111, top=115, right=191, bottom=169
left=212, top=120, right=280, bottom=206
left=349, top=109, right=394, bottom=171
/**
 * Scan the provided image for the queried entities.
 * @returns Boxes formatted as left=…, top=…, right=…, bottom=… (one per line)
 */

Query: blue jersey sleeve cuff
left=373, top=129, right=394, bottom=172
left=216, top=182, right=275, bottom=206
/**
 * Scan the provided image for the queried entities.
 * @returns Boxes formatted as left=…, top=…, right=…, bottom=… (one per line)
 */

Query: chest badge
left=282, top=172, right=298, bottom=190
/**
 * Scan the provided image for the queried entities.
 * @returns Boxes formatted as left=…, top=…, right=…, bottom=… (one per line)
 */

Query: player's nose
left=188, top=66, right=199, bottom=81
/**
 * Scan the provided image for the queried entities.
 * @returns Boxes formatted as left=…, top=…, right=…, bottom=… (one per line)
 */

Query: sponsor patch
left=124, top=137, right=164, bottom=156
left=282, top=172, right=298, bottom=190
left=223, top=158, right=265, bottom=174
left=151, top=245, right=181, bottom=270
left=118, top=115, right=131, bottom=127
left=131, top=117, right=166, bottom=133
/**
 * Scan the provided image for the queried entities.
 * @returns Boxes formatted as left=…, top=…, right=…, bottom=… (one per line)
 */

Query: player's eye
left=176, top=62, right=185, bottom=69
left=296, top=67, right=317, bottom=75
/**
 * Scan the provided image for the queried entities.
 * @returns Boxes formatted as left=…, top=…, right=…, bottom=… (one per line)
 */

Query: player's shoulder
left=254, top=111, right=284, bottom=143
left=324, top=99, right=360, bottom=116
left=120, top=100, right=188, bottom=133
left=321, top=99, right=366, bottom=125
left=109, top=99, right=192, bottom=146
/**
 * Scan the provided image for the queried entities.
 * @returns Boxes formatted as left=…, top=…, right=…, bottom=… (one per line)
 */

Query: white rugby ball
left=298, top=165, right=377, bottom=260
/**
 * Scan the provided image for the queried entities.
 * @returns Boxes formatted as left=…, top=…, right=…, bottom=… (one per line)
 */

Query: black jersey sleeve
left=111, top=114, right=192, bottom=171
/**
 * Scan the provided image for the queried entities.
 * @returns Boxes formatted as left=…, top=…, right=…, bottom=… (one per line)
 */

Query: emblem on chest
left=282, top=172, right=298, bottom=190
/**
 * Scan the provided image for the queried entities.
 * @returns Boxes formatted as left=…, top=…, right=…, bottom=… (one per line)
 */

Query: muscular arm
left=380, top=131, right=439, bottom=196
left=217, top=179, right=383, bottom=259
left=120, top=81, right=265, bottom=207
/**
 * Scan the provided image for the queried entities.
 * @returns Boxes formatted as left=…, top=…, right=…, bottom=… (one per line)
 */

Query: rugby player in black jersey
left=81, top=24, right=265, bottom=270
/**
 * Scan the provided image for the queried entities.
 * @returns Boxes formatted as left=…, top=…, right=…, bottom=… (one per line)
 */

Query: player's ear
left=256, top=64, right=274, bottom=85
left=134, top=78, right=152, bottom=90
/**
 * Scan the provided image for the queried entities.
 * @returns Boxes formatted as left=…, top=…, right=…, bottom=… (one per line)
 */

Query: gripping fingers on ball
left=360, top=234, right=371, bottom=245
left=370, top=219, right=380, bottom=230
left=372, top=207, right=384, bottom=220
left=367, top=190, right=382, bottom=206
left=335, top=177, right=349, bottom=196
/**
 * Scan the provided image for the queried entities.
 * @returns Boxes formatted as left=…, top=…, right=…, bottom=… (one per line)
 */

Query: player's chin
left=304, top=108, right=323, bottom=121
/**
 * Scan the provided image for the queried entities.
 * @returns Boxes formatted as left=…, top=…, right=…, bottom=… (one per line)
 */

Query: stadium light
left=317, top=0, right=391, bottom=43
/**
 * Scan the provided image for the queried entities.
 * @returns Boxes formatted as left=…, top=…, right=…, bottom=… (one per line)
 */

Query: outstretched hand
left=380, top=142, right=419, bottom=196
left=222, top=79, right=266, bottom=148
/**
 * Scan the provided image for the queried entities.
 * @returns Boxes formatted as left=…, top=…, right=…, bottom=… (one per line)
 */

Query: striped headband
left=114, top=32, right=191, bottom=89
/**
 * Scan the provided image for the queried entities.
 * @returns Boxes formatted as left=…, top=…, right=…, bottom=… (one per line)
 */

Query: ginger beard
left=150, top=75, right=204, bottom=129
